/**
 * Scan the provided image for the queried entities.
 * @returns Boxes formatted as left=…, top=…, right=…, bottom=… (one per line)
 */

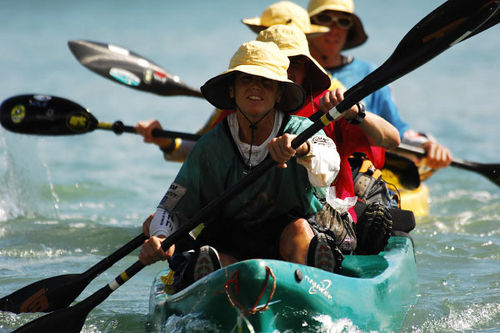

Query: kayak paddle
left=67, top=40, right=203, bottom=98
left=66, top=4, right=499, bottom=102
left=0, top=94, right=201, bottom=141
left=2, top=92, right=498, bottom=187
left=2, top=94, right=498, bottom=187
left=0, top=233, right=147, bottom=314
left=395, top=143, right=500, bottom=187
left=11, top=1, right=499, bottom=332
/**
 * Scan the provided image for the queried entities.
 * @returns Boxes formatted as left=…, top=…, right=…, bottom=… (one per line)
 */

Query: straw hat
left=307, top=0, right=368, bottom=50
left=256, top=25, right=331, bottom=94
left=242, top=1, right=329, bottom=37
left=201, top=41, right=305, bottom=113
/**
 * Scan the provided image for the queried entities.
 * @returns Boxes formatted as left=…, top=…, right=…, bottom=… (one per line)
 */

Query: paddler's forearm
left=359, top=112, right=400, bottom=149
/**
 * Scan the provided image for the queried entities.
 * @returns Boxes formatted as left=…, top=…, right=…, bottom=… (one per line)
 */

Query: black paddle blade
left=338, top=0, right=500, bottom=110
left=68, top=40, right=204, bottom=98
left=0, top=274, right=89, bottom=313
left=0, top=95, right=98, bottom=135
left=12, top=285, right=110, bottom=333
left=451, top=159, right=500, bottom=187
left=384, top=152, right=421, bottom=190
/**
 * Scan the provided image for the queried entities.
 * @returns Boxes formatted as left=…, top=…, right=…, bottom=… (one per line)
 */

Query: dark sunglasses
left=312, top=13, right=353, bottom=29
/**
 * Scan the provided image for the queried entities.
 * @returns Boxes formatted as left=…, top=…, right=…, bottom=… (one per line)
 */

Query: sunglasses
left=312, top=13, right=353, bottom=29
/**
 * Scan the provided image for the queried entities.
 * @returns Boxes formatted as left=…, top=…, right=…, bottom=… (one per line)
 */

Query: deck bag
left=311, top=189, right=357, bottom=254
left=349, top=152, right=395, bottom=254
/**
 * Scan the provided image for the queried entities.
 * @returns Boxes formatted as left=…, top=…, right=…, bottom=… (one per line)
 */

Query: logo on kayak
left=304, top=275, right=333, bottom=301
left=11, top=104, right=26, bottom=124
left=109, top=68, right=140, bottom=87
left=67, top=112, right=91, bottom=133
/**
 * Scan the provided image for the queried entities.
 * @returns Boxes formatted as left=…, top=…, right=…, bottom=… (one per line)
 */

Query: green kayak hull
left=148, top=236, right=417, bottom=332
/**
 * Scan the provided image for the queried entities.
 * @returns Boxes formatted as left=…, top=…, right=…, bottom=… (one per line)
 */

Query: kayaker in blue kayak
left=138, top=40, right=362, bottom=289
left=305, top=0, right=452, bottom=171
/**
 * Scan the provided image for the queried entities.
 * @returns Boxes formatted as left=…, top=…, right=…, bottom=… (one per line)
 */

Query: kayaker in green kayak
left=139, top=40, right=353, bottom=289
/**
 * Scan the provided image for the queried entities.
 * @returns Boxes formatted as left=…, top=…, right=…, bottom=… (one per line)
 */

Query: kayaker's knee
left=279, top=218, right=314, bottom=265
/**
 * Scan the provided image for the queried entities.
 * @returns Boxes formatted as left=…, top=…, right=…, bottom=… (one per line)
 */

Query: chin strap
left=237, top=107, right=274, bottom=168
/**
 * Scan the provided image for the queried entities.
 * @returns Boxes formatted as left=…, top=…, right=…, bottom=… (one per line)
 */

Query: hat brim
left=241, top=18, right=329, bottom=38
left=201, top=68, right=305, bottom=113
left=343, top=14, right=367, bottom=50
left=284, top=53, right=331, bottom=94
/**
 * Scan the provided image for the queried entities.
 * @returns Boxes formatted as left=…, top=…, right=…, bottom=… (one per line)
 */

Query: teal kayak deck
left=148, top=236, right=417, bottom=332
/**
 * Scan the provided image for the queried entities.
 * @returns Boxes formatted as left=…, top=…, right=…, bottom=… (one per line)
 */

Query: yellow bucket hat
left=201, top=41, right=305, bottom=113
left=256, top=25, right=331, bottom=94
left=307, top=0, right=368, bottom=50
left=242, top=1, right=329, bottom=37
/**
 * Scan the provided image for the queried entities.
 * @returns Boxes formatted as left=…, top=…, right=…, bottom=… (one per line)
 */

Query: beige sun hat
left=256, top=24, right=330, bottom=94
left=307, top=0, right=368, bottom=50
left=201, top=41, right=305, bottom=113
left=242, top=1, right=329, bottom=37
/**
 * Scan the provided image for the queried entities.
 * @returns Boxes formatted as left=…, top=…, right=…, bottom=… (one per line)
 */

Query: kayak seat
left=340, top=255, right=389, bottom=278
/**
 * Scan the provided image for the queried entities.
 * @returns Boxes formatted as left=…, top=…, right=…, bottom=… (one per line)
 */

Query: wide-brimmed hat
left=307, top=0, right=368, bottom=50
left=201, top=41, right=305, bottom=113
left=256, top=25, right=330, bottom=94
left=242, top=1, right=329, bottom=37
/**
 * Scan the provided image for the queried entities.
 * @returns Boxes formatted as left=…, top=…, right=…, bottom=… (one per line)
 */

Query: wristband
left=348, top=102, right=366, bottom=125
left=159, top=138, right=180, bottom=154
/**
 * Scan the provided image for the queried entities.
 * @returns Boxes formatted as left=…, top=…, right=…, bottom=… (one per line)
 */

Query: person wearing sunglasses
left=307, top=0, right=452, bottom=172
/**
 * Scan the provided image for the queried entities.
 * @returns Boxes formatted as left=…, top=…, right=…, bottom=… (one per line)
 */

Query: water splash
left=313, top=315, right=372, bottom=333
left=0, top=131, right=59, bottom=221
left=164, top=313, right=221, bottom=332
left=410, top=303, right=500, bottom=333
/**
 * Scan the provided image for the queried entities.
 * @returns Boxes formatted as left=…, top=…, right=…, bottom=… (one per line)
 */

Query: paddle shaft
left=98, top=120, right=202, bottom=141
left=81, top=233, right=146, bottom=279
left=397, top=143, right=483, bottom=171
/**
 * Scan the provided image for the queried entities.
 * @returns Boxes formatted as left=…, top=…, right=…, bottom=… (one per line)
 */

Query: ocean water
left=0, top=0, right=499, bottom=332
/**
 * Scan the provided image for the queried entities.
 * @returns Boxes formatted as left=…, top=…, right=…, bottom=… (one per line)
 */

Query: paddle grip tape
left=327, top=107, right=343, bottom=123
left=108, top=272, right=130, bottom=291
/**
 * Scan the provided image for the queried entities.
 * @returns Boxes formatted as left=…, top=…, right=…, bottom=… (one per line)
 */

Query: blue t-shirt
left=325, top=58, right=410, bottom=137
